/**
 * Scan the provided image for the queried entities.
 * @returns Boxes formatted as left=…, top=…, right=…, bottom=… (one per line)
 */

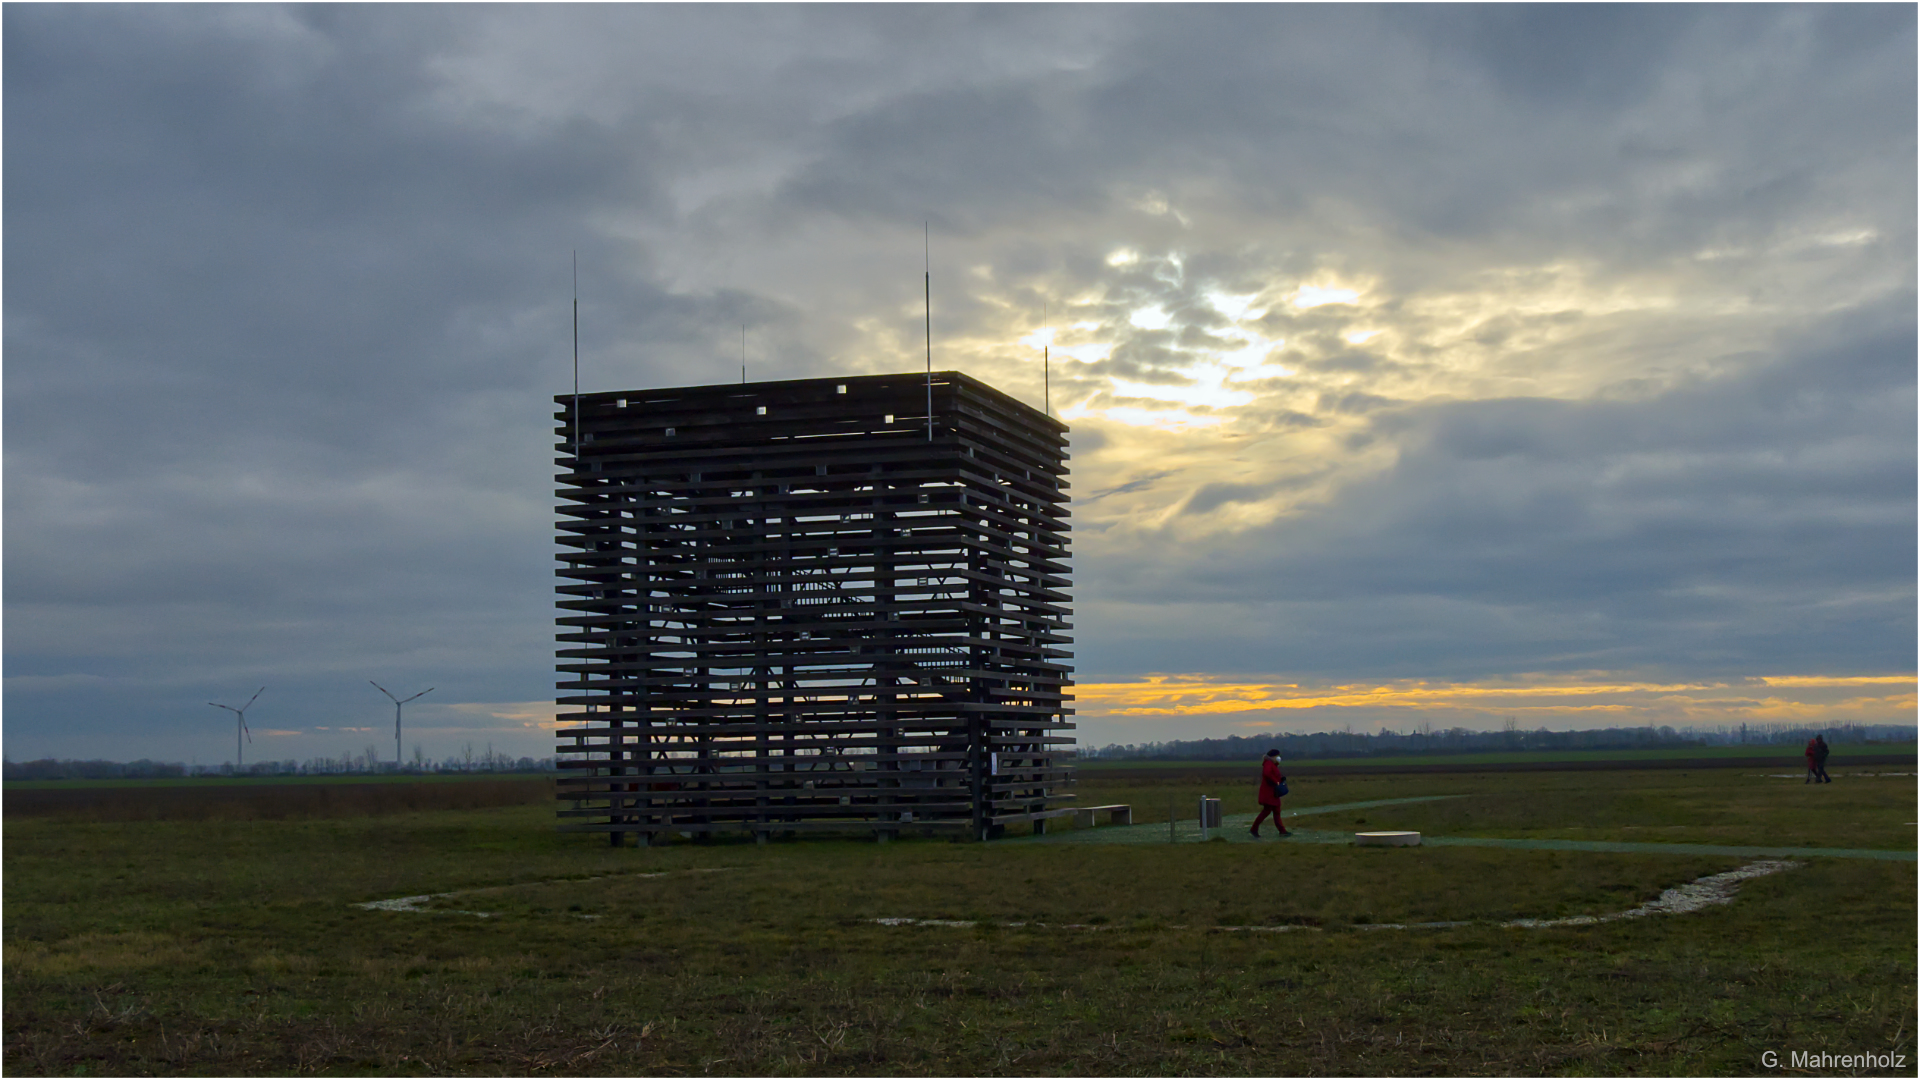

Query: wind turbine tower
left=371, top=682, right=433, bottom=770
left=208, top=688, right=263, bottom=770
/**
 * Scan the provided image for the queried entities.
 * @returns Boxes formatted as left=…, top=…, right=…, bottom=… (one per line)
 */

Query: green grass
left=1303, top=773, right=1916, bottom=850
left=3, top=773, right=550, bottom=792
left=5, top=777, right=552, bottom=825
left=5, top=769, right=1913, bottom=1076
left=1081, top=743, right=1917, bottom=771
left=1057, top=767, right=1918, bottom=847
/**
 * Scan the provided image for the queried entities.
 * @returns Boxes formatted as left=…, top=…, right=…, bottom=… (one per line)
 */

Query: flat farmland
left=1081, top=742, right=1917, bottom=778
left=4, top=776, right=552, bottom=822
left=4, top=766, right=1913, bottom=1076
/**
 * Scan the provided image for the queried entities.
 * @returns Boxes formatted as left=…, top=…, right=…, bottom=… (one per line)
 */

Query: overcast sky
left=6, top=4, right=1914, bottom=764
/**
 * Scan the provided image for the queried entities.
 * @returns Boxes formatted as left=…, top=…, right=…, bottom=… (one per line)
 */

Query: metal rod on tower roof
left=924, top=222, right=933, bottom=441
left=572, top=251, right=580, bottom=458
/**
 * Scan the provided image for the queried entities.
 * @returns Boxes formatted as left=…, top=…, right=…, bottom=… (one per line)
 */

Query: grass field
left=3, top=777, right=552, bottom=823
left=2, top=774, right=554, bottom=791
left=5, top=767, right=1913, bottom=1076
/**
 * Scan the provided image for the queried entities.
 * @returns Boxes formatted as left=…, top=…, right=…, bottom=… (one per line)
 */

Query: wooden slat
left=556, top=372, right=1074, bottom=843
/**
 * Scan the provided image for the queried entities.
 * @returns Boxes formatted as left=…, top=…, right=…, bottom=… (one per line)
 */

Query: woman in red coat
left=1251, top=749, right=1290, bottom=837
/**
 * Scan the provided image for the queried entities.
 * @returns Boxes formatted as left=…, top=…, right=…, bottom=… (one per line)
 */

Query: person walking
left=1250, top=749, right=1290, bottom=837
left=1812, top=734, right=1833, bottom=783
left=1805, top=736, right=1821, bottom=784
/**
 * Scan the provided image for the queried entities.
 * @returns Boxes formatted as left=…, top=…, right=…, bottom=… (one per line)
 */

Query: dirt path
left=1020, top=797, right=1915, bottom=861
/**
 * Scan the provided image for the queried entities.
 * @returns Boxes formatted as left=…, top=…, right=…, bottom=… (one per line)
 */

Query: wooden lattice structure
left=554, top=371, right=1073, bottom=843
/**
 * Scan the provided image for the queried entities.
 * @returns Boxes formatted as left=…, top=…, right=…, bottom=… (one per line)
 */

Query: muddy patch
left=874, top=860, right=1802, bottom=933
left=354, top=867, right=734, bottom=918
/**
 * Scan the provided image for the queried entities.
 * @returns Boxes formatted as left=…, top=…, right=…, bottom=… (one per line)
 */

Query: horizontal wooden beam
left=557, top=373, right=1074, bottom=840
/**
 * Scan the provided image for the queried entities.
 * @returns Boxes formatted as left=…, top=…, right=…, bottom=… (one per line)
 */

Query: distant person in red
left=1805, top=736, right=1822, bottom=784
left=1250, top=749, right=1290, bottom=838
left=1810, top=734, right=1832, bottom=784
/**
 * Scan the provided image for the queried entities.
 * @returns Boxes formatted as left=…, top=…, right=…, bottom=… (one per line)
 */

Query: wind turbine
left=371, top=681, right=433, bottom=770
left=208, top=688, right=263, bottom=770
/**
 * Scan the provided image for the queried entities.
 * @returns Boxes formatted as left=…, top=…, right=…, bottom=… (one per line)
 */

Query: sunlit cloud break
left=1076, top=674, right=1918, bottom=732
left=441, top=701, right=564, bottom=731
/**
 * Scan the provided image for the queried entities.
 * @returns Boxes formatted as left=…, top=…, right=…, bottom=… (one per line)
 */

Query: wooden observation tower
left=554, top=372, right=1074, bottom=843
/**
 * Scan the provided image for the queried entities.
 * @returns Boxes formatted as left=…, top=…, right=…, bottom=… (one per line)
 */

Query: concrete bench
left=1074, top=804, right=1133, bottom=828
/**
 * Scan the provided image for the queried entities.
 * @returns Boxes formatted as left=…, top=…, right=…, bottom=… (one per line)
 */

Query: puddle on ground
left=1481, top=859, right=1799, bottom=928
left=874, top=860, right=1803, bottom=933
left=872, top=917, right=1316, bottom=932
left=358, top=894, right=496, bottom=917
left=354, top=867, right=734, bottom=918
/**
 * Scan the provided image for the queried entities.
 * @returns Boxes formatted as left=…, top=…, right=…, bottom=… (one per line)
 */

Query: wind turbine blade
left=243, top=687, right=264, bottom=709
left=400, top=688, right=433, bottom=704
left=370, top=680, right=396, bottom=702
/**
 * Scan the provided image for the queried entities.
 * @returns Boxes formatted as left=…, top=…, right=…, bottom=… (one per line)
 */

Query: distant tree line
left=1079, top=721, right=1918, bottom=762
left=16, top=721, right=1910, bottom=778
left=4, top=744, right=556, bottom=781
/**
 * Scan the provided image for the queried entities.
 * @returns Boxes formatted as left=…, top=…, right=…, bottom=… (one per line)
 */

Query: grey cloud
left=783, top=81, right=1093, bottom=228
left=1066, top=427, right=1107, bottom=455
left=1085, top=303, right=1915, bottom=678
left=1232, top=409, right=1329, bottom=434
left=1, top=6, right=748, bottom=759
left=1180, top=479, right=1305, bottom=518
left=3, top=5, right=1910, bottom=758
left=1097, top=347, right=1199, bottom=383
left=1404, top=4, right=1696, bottom=110
left=1082, top=471, right=1178, bottom=505
left=1316, top=390, right=1400, bottom=415
left=1297, top=352, right=1406, bottom=379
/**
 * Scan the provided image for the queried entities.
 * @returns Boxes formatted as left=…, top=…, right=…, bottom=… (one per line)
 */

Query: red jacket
left=1258, top=758, right=1286, bottom=807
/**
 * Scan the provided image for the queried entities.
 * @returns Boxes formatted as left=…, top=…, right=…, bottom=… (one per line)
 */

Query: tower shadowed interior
left=555, top=372, right=1074, bottom=844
